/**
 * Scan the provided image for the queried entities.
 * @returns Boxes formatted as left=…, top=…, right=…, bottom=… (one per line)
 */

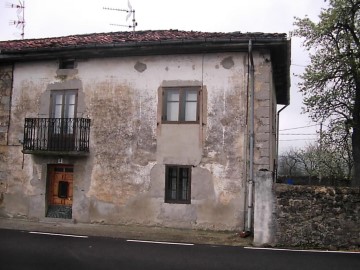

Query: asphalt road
left=0, top=229, right=359, bottom=270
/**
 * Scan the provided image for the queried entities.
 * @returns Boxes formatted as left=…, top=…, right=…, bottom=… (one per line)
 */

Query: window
left=48, top=90, right=78, bottom=151
left=59, top=59, right=75, bottom=69
left=165, top=165, right=191, bottom=204
left=51, top=90, right=77, bottom=118
left=58, top=181, right=69, bottom=198
left=51, top=90, right=77, bottom=134
left=162, top=87, right=199, bottom=123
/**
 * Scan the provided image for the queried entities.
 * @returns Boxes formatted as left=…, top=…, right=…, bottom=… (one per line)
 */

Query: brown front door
left=47, top=164, right=74, bottom=206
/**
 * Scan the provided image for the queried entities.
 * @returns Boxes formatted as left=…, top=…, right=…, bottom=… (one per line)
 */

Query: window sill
left=56, top=69, right=78, bottom=77
left=161, top=121, right=199, bottom=124
left=164, top=200, right=191, bottom=204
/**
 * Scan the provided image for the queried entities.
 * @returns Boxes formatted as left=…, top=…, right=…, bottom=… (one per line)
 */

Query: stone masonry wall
left=275, top=184, right=360, bottom=250
left=0, top=64, right=12, bottom=208
left=0, top=64, right=12, bottom=145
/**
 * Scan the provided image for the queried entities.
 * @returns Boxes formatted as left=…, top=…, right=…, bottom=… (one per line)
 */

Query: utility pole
left=319, top=122, right=323, bottom=183
left=7, top=0, right=25, bottom=39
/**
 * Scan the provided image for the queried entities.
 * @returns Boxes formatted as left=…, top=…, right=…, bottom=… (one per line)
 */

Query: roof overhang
left=0, top=34, right=291, bottom=105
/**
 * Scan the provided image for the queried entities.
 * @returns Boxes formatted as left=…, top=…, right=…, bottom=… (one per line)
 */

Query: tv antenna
left=103, top=0, right=137, bottom=32
left=6, top=0, right=25, bottom=39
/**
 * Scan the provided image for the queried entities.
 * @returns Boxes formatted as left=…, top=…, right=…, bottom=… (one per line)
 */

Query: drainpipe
left=275, top=105, right=288, bottom=180
left=245, top=39, right=255, bottom=234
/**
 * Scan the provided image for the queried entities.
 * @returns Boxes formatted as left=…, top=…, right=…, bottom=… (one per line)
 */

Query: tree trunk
left=351, top=130, right=360, bottom=186
left=352, top=80, right=360, bottom=187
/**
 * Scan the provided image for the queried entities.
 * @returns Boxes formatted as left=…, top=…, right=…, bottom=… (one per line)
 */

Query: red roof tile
left=0, top=30, right=287, bottom=52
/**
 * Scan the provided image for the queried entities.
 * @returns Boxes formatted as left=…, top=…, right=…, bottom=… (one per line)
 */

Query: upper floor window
left=51, top=90, right=77, bottom=119
left=50, top=90, right=77, bottom=135
left=59, top=59, right=75, bottom=69
left=162, top=87, right=200, bottom=123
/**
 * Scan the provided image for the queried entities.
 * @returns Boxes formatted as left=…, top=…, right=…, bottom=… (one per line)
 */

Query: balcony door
left=49, top=90, right=78, bottom=151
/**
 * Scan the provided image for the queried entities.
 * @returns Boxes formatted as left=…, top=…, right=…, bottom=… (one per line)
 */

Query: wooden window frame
left=162, top=87, right=200, bottom=124
left=165, top=165, right=191, bottom=204
left=50, top=90, right=78, bottom=119
left=59, top=59, right=76, bottom=69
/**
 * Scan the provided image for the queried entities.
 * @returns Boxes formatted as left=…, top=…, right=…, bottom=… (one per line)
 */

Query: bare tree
left=278, top=148, right=303, bottom=177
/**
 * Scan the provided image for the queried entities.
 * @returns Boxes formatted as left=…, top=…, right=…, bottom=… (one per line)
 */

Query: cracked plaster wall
left=0, top=52, right=277, bottom=231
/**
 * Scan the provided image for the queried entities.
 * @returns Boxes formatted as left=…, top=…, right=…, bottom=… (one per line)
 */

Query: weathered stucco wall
left=254, top=171, right=276, bottom=246
left=275, top=184, right=360, bottom=250
left=1, top=51, right=276, bottom=231
left=82, top=53, right=249, bottom=229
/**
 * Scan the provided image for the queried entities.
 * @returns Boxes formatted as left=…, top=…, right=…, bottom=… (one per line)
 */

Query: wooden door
left=48, top=165, right=73, bottom=206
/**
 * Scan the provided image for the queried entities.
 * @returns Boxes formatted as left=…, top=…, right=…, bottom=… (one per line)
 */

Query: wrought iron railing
left=23, top=118, right=90, bottom=153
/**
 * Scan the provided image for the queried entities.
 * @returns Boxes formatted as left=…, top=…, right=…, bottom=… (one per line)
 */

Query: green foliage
left=320, top=122, right=353, bottom=180
left=293, top=0, right=360, bottom=186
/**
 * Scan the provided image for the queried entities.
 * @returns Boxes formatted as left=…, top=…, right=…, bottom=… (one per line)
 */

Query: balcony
left=23, top=118, right=91, bottom=156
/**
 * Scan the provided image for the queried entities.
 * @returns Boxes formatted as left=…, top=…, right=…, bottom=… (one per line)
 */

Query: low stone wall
left=275, top=184, right=360, bottom=250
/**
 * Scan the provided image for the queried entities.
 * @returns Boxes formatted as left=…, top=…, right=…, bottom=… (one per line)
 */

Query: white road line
left=244, top=247, right=359, bottom=254
left=29, top=231, right=88, bottom=238
left=127, top=239, right=194, bottom=246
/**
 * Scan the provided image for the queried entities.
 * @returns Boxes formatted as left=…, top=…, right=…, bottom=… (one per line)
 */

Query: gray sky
left=0, top=0, right=329, bottom=152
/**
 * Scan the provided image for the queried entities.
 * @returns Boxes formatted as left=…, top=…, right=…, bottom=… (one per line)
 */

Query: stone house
left=0, top=30, right=290, bottom=232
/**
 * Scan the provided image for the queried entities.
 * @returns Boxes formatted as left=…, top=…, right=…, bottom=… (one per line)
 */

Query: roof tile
left=0, top=30, right=286, bottom=52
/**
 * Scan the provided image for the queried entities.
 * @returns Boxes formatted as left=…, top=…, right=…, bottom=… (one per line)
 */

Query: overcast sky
left=0, top=0, right=329, bottom=152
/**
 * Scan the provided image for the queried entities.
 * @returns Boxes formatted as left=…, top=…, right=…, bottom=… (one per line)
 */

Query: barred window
left=165, top=165, right=191, bottom=204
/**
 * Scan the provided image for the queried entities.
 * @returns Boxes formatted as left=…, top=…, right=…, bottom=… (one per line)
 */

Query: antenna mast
left=7, top=0, right=25, bottom=39
left=103, top=1, right=137, bottom=32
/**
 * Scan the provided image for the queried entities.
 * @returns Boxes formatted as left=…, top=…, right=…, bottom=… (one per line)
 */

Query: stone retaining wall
left=275, top=184, right=360, bottom=250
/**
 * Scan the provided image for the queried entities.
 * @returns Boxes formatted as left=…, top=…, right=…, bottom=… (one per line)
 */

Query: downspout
left=275, top=105, right=288, bottom=181
left=245, top=39, right=255, bottom=233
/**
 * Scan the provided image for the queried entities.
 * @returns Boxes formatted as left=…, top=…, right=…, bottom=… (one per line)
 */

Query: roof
left=0, top=30, right=287, bottom=51
left=0, top=30, right=290, bottom=104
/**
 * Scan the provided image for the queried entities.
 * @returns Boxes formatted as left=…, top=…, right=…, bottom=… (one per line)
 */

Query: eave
left=0, top=35, right=290, bottom=105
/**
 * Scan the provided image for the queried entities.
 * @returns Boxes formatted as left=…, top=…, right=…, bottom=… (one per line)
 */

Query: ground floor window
left=165, top=165, right=191, bottom=204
